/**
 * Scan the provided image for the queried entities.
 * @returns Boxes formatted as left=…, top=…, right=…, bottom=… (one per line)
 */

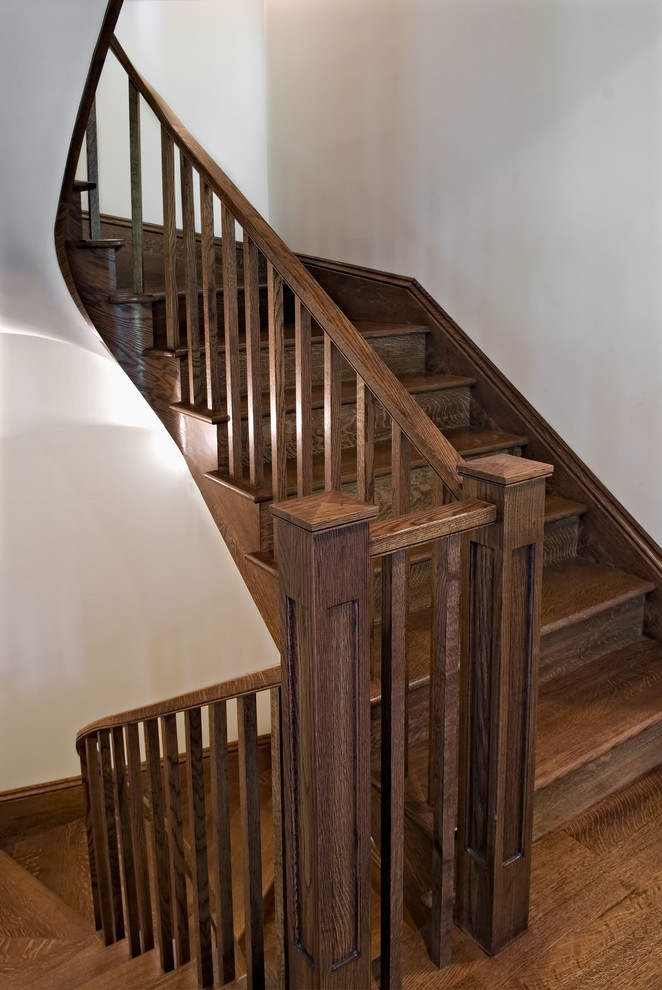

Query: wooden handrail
left=369, top=497, right=496, bottom=557
left=108, top=35, right=464, bottom=499
left=75, top=664, right=281, bottom=746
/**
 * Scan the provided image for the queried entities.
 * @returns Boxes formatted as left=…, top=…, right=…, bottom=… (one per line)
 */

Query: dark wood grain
left=84, top=736, right=114, bottom=945
left=160, top=127, right=179, bottom=351
left=221, top=203, right=242, bottom=477
left=110, top=727, right=141, bottom=957
left=184, top=708, right=213, bottom=988
left=128, top=79, right=144, bottom=294
left=455, top=455, right=552, bottom=956
left=244, top=234, right=264, bottom=487
left=78, top=744, right=101, bottom=931
left=179, top=153, right=202, bottom=406
left=428, top=533, right=461, bottom=968
left=324, top=335, right=342, bottom=491
left=356, top=377, right=376, bottom=504
left=145, top=718, right=175, bottom=972
left=268, top=263, right=287, bottom=505
left=275, top=493, right=373, bottom=988
left=295, top=298, right=313, bottom=497
left=270, top=687, right=288, bottom=989
left=85, top=98, right=101, bottom=239
left=160, top=714, right=190, bottom=967
left=380, top=549, right=407, bottom=989
left=98, top=731, right=124, bottom=943
left=126, top=722, right=153, bottom=952
left=208, top=701, right=236, bottom=985
left=199, top=179, right=221, bottom=412
left=237, top=694, right=265, bottom=990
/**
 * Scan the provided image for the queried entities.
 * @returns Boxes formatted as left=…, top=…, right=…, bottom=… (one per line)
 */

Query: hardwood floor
left=2, top=761, right=662, bottom=987
left=400, top=764, right=662, bottom=990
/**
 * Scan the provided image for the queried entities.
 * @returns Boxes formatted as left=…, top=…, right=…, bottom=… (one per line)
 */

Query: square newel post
left=455, top=454, right=553, bottom=956
left=271, top=491, right=379, bottom=989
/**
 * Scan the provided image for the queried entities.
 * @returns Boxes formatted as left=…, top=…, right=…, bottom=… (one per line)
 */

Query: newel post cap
left=458, top=454, right=553, bottom=487
left=270, top=490, right=379, bottom=532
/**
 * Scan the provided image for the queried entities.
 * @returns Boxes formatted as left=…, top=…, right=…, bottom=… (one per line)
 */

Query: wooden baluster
left=272, top=492, right=377, bottom=989
left=268, top=263, right=287, bottom=507
left=111, top=726, right=141, bottom=957
left=98, top=730, right=124, bottom=942
left=356, top=377, right=375, bottom=504
left=392, top=425, right=411, bottom=776
left=86, top=97, right=100, bottom=239
left=160, top=128, right=179, bottom=351
left=145, top=717, right=175, bottom=972
left=238, top=693, right=265, bottom=990
left=200, top=180, right=222, bottom=412
left=455, top=455, right=553, bottom=954
left=428, top=533, right=461, bottom=968
left=126, top=722, right=153, bottom=952
left=244, top=232, right=263, bottom=487
left=295, top=298, right=313, bottom=497
left=128, top=79, right=144, bottom=295
left=84, top=735, right=114, bottom=943
left=270, top=687, right=288, bottom=990
left=222, top=203, right=243, bottom=476
left=78, top=743, right=102, bottom=931
left=209, top=700, right=235, bottom=985
left=324, top=336, right=342, bottom=491
left=180, top=153, right=202, bottom=406
left=185, top=707, right=214, bottom=988
left=161, top=713, right=191, bottom=967
left=380, top=548, right=406, bottom=990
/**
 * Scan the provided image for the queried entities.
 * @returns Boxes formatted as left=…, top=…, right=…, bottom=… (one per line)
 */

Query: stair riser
left=172, top=328, right=429, bottom=404
left=540, top=597, right=647, bottom=683
left=533, top=719, right=662, bottom=840
left=250, top=386, right=471, bottom=464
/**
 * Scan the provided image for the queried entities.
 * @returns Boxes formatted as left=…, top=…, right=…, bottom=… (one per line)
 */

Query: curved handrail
left=108, top=36, right=464, bottom=499
left=75, top=663, right=281, bottom=747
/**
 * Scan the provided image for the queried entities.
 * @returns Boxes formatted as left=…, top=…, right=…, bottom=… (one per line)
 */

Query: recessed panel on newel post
left=455, top=454, right=553, bottom=956
left=271, top=491, right=378, bottom=989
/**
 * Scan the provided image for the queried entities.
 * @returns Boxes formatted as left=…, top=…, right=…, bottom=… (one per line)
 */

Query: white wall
left=0, top=0, right=277, bottom=790
left=84, top=0, right=270, bottom=227
left=265, top=0, right=662, bottom=546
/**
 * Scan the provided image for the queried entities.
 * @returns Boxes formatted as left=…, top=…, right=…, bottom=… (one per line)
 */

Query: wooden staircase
left=36, top=20, right=662, bottom=986
left=66, top=196, right=662, bottom=849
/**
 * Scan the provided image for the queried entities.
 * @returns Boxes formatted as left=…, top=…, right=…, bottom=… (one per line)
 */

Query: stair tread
left=535, top=637, right=662, bottom=790
left=544, top=493, right=588, bottom=523
left=208, top=426, right=528, bottom=502
left=0, top=847, right=92, bottom=941
left=541, top=559, right=655, bottom=634
left=76, top=949, right=198, bottom=989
